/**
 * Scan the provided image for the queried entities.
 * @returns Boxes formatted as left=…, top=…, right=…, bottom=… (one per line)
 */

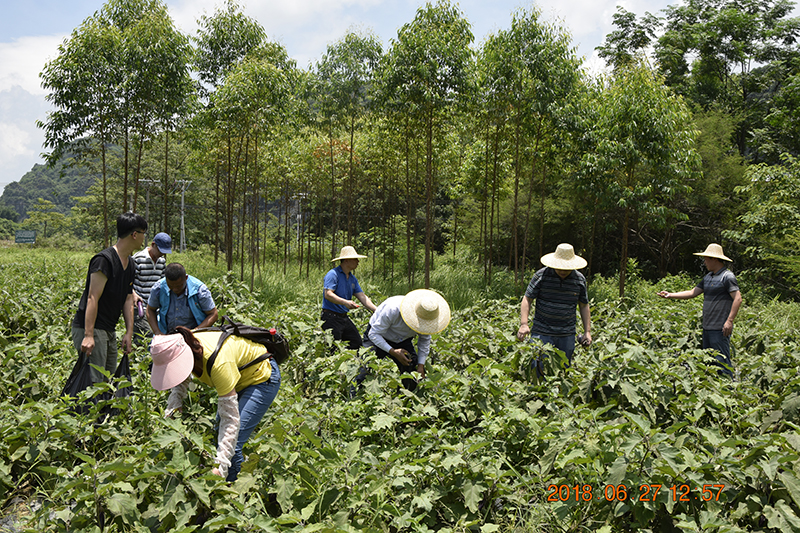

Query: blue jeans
left=227, top=358, right=281, bottom=481
left=530, top=334, right=575, bottom=376
left=702, top=329, right=733, bottom=378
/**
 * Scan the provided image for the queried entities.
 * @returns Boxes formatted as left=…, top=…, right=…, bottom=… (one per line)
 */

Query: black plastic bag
left=113, top=353, right=132, bottom=399
left=61, top=353, right=132, bottom=414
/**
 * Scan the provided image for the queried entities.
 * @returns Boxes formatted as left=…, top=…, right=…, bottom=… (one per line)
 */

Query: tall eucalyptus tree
left=39, top=0, right=191, bottom=242
left=193, top=0, right=267, bottom=263
left=39, top=17, right=121, bottom=245
left=578, top=61, right=701, bottom=297
left=479, top=7, right=582, bottom=282
left=314, top=31, right=383, bottom=252
left=382, top=0, right=474, bottom=288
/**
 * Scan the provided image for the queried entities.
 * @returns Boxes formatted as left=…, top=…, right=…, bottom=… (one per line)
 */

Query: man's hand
left=579, top=332, right=593, bottom=346
left=80, top=335, right=95, bottom=357
left=344, top=301, right=360, bottom=310
left=390, top=348, right=411, bottom=366
left=723, top=319, right=734, bottom=337
left=517, top=324, right=530, bottom=341
left=122, top=332, right=133, bottom=354
left=416, top=363, right=426, bottom=379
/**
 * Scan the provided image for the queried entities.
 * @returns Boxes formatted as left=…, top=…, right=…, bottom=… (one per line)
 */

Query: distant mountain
left=0, top=151, right=98, bottom=221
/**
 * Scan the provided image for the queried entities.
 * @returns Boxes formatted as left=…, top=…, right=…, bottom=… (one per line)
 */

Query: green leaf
left=186, top=479, right=211, bottom=507
left=106, top=492, right=137, bottom=517
left=619, top=381, right=641, bottom=408
left=462, top=480, right=485, bottom=513
left=780, top=471, right=800, bottom=508
left=275, top=475, right=295, bottom=511
left=371, top=413, right=398, bottom=431
left=606, top=456, right=627, bottom=486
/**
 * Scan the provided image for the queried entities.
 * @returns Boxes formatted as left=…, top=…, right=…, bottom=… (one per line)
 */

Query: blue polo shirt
left=322, top=265, right=363, bottom=314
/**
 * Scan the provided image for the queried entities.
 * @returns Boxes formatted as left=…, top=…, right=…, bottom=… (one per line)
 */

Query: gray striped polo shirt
left=132, top=247, right=166, bottom=300
left=525, top=267, right=589, bottom=337
left=697, top=268, right=739, bottom=330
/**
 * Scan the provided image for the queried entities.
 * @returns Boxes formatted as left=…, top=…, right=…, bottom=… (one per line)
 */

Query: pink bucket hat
left=150, top=333, right=194, bottom=391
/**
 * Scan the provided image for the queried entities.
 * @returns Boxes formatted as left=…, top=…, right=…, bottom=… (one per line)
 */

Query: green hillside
left=0, top=150, right=97, bottom=221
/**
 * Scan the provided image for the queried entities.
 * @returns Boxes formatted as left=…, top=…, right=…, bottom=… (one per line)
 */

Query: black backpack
left=194, top=315, right=290, bottom=375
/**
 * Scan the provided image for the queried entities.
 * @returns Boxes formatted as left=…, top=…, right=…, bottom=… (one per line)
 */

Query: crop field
left=2, top=248, right=800, bottom=532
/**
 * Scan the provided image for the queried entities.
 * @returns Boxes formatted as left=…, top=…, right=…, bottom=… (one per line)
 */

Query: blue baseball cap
left=153, top=232, right=172, bottom=254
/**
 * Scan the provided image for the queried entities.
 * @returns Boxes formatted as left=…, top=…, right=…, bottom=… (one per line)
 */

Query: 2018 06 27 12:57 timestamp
left=546, top=483, right=726, bottom=503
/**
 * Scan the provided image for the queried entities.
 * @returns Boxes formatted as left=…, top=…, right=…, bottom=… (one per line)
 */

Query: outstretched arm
left=212, top=390, right=240, bottom=478
left=658, top=287, right=703, bottom=300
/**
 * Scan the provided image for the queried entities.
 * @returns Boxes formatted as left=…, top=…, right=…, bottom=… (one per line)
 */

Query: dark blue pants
left=703, top=329, right=733, bottom=378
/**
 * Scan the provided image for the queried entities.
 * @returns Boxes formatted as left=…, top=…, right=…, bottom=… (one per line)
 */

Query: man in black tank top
left=71, top=212, right=148, bottom=384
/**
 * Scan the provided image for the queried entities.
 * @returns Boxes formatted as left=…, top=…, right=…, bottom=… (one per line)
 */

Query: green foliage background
left=2, top=247, right=800, bottom=532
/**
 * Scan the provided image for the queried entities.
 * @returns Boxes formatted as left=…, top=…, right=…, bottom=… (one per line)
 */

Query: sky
left=0, top=0, right=684, bottom=197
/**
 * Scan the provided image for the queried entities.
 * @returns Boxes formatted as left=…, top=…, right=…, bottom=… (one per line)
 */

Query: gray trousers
left=71, top=326, right=118, bottom=384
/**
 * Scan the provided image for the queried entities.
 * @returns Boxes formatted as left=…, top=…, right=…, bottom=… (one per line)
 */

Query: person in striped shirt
left=132, top=232, right=171, bottom=343
left=517, top=243, right=592, bottom=373
left=657, top=243, right=742, bottom=378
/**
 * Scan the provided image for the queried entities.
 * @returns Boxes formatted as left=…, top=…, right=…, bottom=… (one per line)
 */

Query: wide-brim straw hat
left=540, top=243, right=587, bottom=270
left=150, top=333, right=194, bottom=391
left=693, top=243, right=732, bottom=262
left=331, top=245, right=367, bottom=262
left=400, top=289, right=451, bottom=335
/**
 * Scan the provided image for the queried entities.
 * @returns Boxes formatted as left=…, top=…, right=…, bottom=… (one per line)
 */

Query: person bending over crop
left=147, top=262, right=218, bottom=335
left=657, top=243, right=742, bottom=378
left=362, top=289, right=451, bottom=391
left=149, top=327, right=281, bottom=481
left=517, top=243, right=592, bottom=373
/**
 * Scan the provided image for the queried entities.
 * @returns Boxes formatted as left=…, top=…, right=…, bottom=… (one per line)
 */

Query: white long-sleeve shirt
left=366, top=295, right=431, bottom=364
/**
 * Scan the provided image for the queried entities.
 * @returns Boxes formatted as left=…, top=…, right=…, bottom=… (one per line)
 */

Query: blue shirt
left=322, top=265, right=363, bottom=314
left=148, top=278, right=215, bottom=332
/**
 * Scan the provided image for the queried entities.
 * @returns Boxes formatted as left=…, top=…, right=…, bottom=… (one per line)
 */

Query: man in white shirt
left=362, top=289, right=451, bottom=391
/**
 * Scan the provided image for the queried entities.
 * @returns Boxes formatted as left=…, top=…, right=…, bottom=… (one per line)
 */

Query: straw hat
left=331, top=246, right=367, bottom=262
left=150, top=334, right=194, bottom=391
left=540, top=243, right=587, bottom=270
left=693, top=243, right=732, bottom=262
left=400, top=289, right=451, bottom=335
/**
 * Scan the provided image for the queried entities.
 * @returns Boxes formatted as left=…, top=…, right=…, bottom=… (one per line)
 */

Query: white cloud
left=0, top=122, right=33, bottom=160
left=0, top=35, right=66, bottom=95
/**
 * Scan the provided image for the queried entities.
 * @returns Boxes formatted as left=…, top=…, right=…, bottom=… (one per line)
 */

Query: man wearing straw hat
left=363, top=289, right=451, bottom=391
left=321, top=246, right=377, bottom=350
left=658, top=243, right=742, bottom=377
left=517, top=243, right=592, bottom=370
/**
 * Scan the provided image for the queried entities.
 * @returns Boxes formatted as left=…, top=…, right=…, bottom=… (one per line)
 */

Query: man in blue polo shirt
left=517, top=243, right=592, bottom=372
left=147, top=262, right=218, bottom=335
left=321, top=246, right=377, bottom=349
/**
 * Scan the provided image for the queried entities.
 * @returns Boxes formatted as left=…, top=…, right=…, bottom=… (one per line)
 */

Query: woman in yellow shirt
left=149, top=326, right=281, bottom=481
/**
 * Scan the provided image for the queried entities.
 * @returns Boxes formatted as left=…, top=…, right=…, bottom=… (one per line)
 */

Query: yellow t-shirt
left=194, top=331, right=273, bottom=396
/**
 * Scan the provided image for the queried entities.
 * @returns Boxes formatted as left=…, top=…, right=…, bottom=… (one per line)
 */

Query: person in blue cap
left=132, top=232, right=172, bottom=343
